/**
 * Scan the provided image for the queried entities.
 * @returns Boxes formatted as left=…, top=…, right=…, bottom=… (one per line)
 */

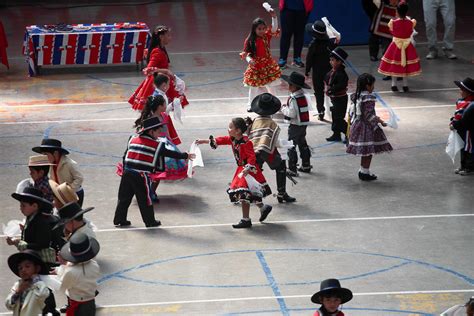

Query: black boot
left=326, top=133, right=342, bottom=142
left=277, top=192, right=296, bottom=203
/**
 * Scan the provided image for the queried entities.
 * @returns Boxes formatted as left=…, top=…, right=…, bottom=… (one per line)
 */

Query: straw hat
left=49, top=180, right=78, bottom=206
left=28, top=155, right=55, bottom=167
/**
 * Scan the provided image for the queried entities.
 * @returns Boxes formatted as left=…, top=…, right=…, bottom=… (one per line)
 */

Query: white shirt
left=57, top=259, right=100, bottom=301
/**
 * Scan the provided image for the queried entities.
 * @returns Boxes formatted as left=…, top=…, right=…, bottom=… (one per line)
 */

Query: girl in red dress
left=240, top=7, right=281, bottom=111
left=196, top=118, right=272, bottom=229
left=378, top=2, right=421, bottom=92
left=129, top=25, right=189, bottom=111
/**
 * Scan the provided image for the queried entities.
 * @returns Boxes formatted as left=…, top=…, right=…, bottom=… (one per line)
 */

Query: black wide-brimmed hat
left=8, top=250, right=49, bottom=276
left=305, top=20, right=328, bottom=39
left=32, top=138, right=69, bottom=155
left=311, top=278, right=353, bottom=304
left=60, top=232, right=100, bottom=263
left=330, top=47, right=349, bottom=62
left=250, top=93, right=282, bottom=116
left=281, top=71, right=311, bottom=89
left=11, top=187, right=53, bottom=211
left=139, top=116, right=167, bottom=134
left=454, top=77, right=474, bottom=94
left=56, top=202, right=94, bottom=225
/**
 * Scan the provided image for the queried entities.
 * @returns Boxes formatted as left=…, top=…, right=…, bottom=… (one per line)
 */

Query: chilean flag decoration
left=23, top=22, right=150, bottom=76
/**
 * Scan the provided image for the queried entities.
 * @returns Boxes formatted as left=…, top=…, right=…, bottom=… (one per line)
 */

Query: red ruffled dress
left=241, top=29, right=281, bottom=87
left=214, top=136, right=272, bottom=203
left=129, top=47, right=189, bottom=111
left=378, top=18, right=421, bottom=77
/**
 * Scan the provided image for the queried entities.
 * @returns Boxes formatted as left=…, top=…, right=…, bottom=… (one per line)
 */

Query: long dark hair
left=244, top=18, right=266, bottom=57
left=147, top=25, right=170, bottom=63
left=134, top=95, right=166, bottom=131
left=354, top=73, right=376, bottom=103
left=232, top=117, right=249, bottom=135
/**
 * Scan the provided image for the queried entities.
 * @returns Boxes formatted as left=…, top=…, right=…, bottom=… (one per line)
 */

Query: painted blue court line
left=257, top=251, right=288, bottom=315
left=224, top=306, right=434, bottom=315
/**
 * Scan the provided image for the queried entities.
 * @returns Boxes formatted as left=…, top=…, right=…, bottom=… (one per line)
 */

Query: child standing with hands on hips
left=196, top=118, right=273, bottom=229
left=346, top=73, right=393, bottom=181
left=241, top=3, right=281, bottom=111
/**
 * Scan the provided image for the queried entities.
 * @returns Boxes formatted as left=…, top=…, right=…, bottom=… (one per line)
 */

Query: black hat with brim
left=281, top=72, right=311, bottom=89
left=330, top=47, right=349, bottom=63
left=8, top=250, right=49, bottom=276
left=53, top=202, right=94, bottom=230
left=60, top=233, right=100, bottom=263
left=32, top=138, right=69, bottom=155
left=139, top=116, right=167, bottom=134
left=454, top=77, right=474, bottom=94
left=250, top=93, right=282, bottom=116
left=306, top=21, right=328, bottom=39
left=311, top=279, right=353, bottom=304
left=11, top=187, right=53, bottom=211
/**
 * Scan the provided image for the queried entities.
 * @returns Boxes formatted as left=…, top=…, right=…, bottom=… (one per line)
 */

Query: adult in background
left=422, top=0, right=456, bottom=59
left=278, top=0, right=314, bottom=69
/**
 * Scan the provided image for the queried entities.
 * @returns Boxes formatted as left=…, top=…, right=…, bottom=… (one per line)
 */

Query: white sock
left=391, top=77, right=397, bottom=87
left=402, top=77, right=408, bottom=87
left=359, top=167, right=370, bottom=174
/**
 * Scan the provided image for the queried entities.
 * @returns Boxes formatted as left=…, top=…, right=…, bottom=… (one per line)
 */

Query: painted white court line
left=0, top=87, right=459, bottom=109
left=0, top=214, right=471, bottom=238
left=0, top=103, right=456, bottom=125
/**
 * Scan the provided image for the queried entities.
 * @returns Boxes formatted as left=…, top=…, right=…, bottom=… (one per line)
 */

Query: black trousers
left=256, top=150, right=288, bottom=195
left=288, top=124, right=311, bottom=172
left=76, top=188, right=84, bottom=207
left=312, top=70, right=329, bottom=115
left=368, top=33, right=390, bottom=58
left=42, top=289, right=57, bottom=315
left=330, top=95, right=348, bottom=135
left=279, top=9, right=307, bottom=61
left=461, top=150, right=474, bottom=170
left=68, top=299, right=96, bottom=316
left=114, top=169, right=156, bottom=226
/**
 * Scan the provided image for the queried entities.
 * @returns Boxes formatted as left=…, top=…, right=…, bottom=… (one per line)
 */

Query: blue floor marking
left=256, top=251, right=289, bottom=316
left=223, top=306, right=434, bottom=315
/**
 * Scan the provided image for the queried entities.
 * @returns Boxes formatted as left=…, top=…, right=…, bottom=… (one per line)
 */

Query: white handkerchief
left=262, top=2, right=273, bottom=12
left=174, top=75, right=186, bottom=95
left=173, top=98, right=183, bottom=124
left=2, top=220, right=23, bottom=237
left=187, top=142, right=204, bottom=178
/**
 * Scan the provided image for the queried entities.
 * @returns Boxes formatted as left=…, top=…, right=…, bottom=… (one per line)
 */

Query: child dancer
left=240, top=6, right=281, bottom=111
left=305, top=20, right=337, bottom=121
left=450, top=77, right=474, bottom=175
left=324, top=47, right=349, bottom=142
left=32, top=138, right=85, bottom=206
left=129, top=25, right=188, bottom=111
left=6, top=250, right=50, bottom=316
left=246, top=93, right=296, bottom=203
left=196, top=118, right=272, bottom=228
left=28, top=155, right=55, bottom=203
left=311, top=278, right=353, bottom=316
left=346, top=73, right=393, bottom=181
left=281, top=72, right=312, bottom=176
left=114, top=116, right=195, bottom=228
left=132, top=94, right=186, bottom=202
left=378, top=1, right=421, bottom=92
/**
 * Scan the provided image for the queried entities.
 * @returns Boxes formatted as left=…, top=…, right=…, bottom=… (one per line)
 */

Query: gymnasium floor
left=0, top=1, right=473, bottom=315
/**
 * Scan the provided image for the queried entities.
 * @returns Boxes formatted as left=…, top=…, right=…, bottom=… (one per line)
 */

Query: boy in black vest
left=281, top=72, right=312, bottom=176
left=114, top=116, right=195, bottom=228
left=325, top=47, right=349, bottom=143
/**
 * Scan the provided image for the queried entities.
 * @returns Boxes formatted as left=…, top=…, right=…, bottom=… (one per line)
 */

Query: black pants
left=69, top=299, right=96, bottom=316
left=76, top=188, right=84, bottom=207
left=330, top=95, right=348, bottom=135
left=279, top=9, right=307, bottom=61
left=256, top=150, right=288, bottom=195
left=114, top=169, right=157, bottom=226
left=42, top=289, right=58, bottom=315
left=461, top=149, right=474, bottom=170
left=312, top=70, right=329, bottom=115
left=368, top=33, right=390, bottom=58
left=288, top=125, right=311, bottom=172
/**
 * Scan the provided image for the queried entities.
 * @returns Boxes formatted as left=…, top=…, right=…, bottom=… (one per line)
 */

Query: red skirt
left=243, top=56, right=281, bottom=87
left=227, top=165, right=272, bottom=203
left=378, top=42, right=421, bottom=77
left=128, top=75, right=189, bottom=111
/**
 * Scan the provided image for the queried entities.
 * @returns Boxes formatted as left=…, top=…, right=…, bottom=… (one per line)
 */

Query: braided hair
left=232, top=117, right=249, bottom=135
left=134, top=95, right=166, bottom=132
left=244, top=18, right=266, bottom=58
left=147, top=25, right=170, bottom=63
left=352, top=73, right=376, bottom=115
